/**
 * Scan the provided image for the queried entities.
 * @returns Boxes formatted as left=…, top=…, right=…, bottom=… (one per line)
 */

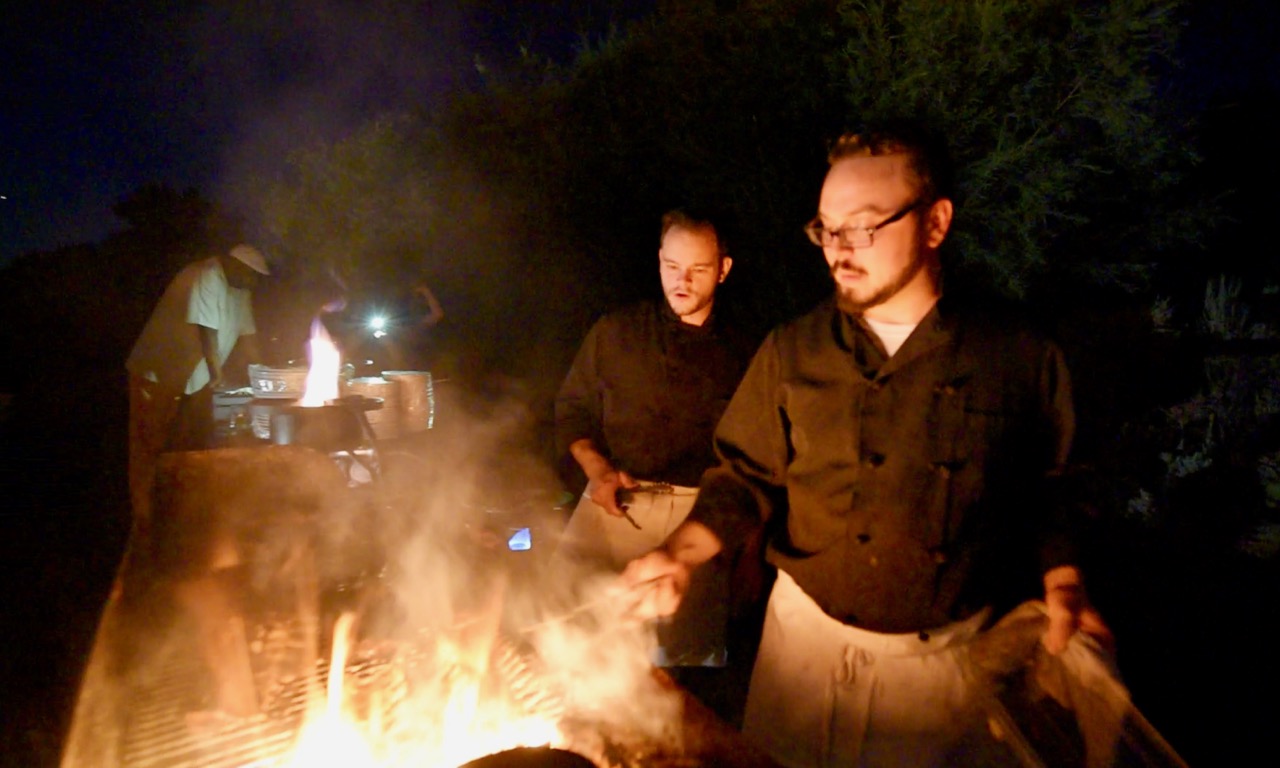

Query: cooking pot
left=270, top=395, right=382, bottom=452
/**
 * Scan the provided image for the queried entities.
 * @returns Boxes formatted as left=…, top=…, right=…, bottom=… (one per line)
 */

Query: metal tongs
left=615, top=483, right=675, bottom=530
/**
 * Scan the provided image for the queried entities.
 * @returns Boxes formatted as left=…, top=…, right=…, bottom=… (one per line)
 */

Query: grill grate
left=121, top=653, right=297, bottom=768
left=85, top=622, right=759, bottom=768
left=118, top=621, right=406, bottom=768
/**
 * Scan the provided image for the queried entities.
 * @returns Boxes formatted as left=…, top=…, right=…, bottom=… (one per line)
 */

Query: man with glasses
left=621, top=124, right=1112, bottom=766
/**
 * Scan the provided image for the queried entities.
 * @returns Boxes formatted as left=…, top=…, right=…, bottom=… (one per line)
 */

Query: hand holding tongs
left=618, top=482, right=674, bottom=499
left=614, top=483, right=674, bottom=530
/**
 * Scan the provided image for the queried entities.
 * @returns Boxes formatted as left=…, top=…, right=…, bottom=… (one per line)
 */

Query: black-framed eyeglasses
left=803, top=199, right=926, bottom=249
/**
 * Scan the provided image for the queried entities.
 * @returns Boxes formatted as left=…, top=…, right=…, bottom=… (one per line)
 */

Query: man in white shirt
left=127, top=244, right=269, bottom=524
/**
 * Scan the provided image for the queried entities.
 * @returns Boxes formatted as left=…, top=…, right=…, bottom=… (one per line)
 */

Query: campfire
left=284, top=610, right=571, bottom=768
left=60, top=317, right=766, bottom=768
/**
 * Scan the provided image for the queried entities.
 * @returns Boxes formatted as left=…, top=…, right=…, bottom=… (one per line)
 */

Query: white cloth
left=127, top=257, right=256, bottom=395
left=555, top=482, right=698, bottom=571
left=743, top=569, right=1007, bottom=768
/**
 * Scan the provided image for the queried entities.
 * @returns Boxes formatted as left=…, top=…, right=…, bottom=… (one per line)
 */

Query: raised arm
left=413, top=281, right=444, bottom=328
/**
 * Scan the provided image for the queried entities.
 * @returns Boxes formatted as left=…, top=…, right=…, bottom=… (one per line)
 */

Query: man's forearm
left=568, top=438, right=614, bottom=482
left=415, top=283, right=444, bottom=327
left=198, top=325, right=222, bottom=386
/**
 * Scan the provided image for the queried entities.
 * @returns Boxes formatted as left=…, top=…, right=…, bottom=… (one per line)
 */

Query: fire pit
left=60, top=444, right=774, bottom=768
left=63, top=309, right=773, bottom=767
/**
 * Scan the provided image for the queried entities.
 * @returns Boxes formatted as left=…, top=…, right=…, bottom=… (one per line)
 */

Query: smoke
left=178, top=1, right=466, bottom=206
left=62, top=3, right=691, bottom=751
left=306, top=379, right=684, bottom=752
left=65, top=377, right=684, bottom=765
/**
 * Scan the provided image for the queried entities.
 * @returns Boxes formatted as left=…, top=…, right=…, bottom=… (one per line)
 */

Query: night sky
left=4, top=1, right=1279, bottom=269
left=1, top=0, right=656, bottom=266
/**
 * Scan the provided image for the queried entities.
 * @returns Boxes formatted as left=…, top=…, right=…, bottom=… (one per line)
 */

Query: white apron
left=555, top=482, right=699, bottom=571
left=742, top=569, right=1004, bottom=768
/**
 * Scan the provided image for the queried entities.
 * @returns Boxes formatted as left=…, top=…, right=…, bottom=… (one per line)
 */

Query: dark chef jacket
left=555, top=301, right=755, bottom=488
left=685, top=295, right=1081, bottom=633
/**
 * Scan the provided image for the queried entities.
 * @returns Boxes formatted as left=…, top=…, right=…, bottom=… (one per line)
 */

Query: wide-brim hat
left=229, top=244, right=271, bottom=275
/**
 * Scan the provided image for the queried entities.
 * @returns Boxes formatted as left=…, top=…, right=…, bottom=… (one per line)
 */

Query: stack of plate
left=381, top=370, right=434, bottom=432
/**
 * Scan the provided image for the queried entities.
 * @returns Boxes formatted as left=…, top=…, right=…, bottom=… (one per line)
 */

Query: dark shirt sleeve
left=685, top=332, right=789, bottom=552
left=555, top=318, right=607, bottom=460
left=1038, top=338, right=1085, bottom=574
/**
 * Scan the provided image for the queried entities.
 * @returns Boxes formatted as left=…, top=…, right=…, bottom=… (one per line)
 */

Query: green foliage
left=831, top=0, right=1200, bottom=297
left=238, top=0, right=1213, bottom=371
left=432, top=0, right=1208, bottom=318
left=1201, top=273, right=1251, bottom=339
left=431, top=0, right=846, bottom=331
left=257, top=115, right=437, bottom=284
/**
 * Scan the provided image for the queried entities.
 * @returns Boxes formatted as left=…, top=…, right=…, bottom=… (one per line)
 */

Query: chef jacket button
left=864, top=452, right=885, bottom=467
left=856, top=533, right=871, bottom=544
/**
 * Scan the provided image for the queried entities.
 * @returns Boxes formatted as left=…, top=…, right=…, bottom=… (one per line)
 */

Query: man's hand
left=616, top=520, right=723, bottom=620
left=588, top=467, right=638, bottom=517
left=567, top=438, right=638, bottom=517
left=1042, top=565, right=1114, bottom=655
left=618, top=548, right=690, bottom=620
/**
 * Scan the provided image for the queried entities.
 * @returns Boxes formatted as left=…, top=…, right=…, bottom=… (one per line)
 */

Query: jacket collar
left=837, top=296, right=957, bottom=378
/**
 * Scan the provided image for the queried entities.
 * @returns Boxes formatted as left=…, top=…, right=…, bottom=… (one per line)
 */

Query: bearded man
left=622, top=124, right=1113, bottom=766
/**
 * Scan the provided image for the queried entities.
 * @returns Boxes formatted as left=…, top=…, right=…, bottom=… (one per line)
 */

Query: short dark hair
left=827, top=121, right=955, bottom=203
left=660, top=208, right=729, bottom=259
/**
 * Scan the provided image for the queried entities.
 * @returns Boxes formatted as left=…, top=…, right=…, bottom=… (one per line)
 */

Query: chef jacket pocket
left=926, top=385, right=1009, bottom=541
left=929, top=382, right=1007, bottom=466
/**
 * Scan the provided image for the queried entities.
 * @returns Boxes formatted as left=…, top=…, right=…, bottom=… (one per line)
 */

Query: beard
left=832, top=249, right=930, bottom=315
left=666, top=290, right=711, bottom=317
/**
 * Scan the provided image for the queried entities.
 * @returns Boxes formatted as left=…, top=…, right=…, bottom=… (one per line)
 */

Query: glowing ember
left=300, top=317, right=341, bottom=407
left=287, top=614, right=564, bottom=768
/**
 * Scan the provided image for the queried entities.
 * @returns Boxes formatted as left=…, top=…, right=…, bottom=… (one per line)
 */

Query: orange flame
left=287, top=614, right=564, bottom=768
left=300, top=317, right=341, bottom=407
left=289, top=613, right=378, bottom=766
